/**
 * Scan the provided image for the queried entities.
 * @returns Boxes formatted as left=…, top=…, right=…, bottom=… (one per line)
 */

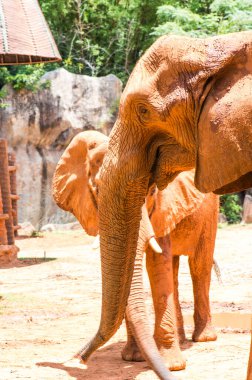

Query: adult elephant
left=55, top=31, right=252, bottom=380
left=53, top=131, right=219, bottom=373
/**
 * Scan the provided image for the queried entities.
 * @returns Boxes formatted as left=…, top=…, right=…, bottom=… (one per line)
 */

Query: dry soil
left=0, top=224, right=251, bottom=380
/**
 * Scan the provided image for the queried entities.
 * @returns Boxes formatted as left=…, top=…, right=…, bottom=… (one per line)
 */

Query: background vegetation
left=1, top=0, right=251, bottom=88
left=220, top=194, right=242, bottom=224
left=1, top=0, right=251, bottom=222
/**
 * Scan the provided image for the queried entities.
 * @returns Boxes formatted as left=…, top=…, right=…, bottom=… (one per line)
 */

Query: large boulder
left=0, top=68, right=122, bottom=228
left=243, top=189, right=252, bottom=223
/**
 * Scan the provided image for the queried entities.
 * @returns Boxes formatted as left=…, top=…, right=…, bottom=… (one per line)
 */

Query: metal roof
left=0, top=0, right=61, bottom=65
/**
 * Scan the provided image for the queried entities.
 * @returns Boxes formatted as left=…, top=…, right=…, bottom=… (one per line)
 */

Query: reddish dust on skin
left=0, top=225, right=251, bottom=380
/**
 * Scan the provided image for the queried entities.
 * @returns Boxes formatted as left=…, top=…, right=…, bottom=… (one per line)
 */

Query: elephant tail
left=213, top=258, right=222, bottom=285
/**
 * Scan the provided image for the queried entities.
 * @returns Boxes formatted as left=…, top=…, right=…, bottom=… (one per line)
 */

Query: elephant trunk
left=126, top=217, right=177, bottom=380
left=76, top=172, right=175, bottom=378
left=76, top=176, right=150, bottom=360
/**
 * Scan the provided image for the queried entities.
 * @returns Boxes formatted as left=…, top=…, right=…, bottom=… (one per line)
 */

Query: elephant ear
left=150, top=170, right=205, bottom=237
left=194, top=32, right=252, bottom=194
left=52, top=131, right=108, bottom=236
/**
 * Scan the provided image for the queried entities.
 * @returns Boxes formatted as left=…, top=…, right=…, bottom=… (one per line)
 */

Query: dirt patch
left=0, top=225, right=251, bottom=379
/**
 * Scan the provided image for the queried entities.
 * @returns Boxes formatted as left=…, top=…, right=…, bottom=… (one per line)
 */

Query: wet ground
left=0, top=224, right=251, bottom=379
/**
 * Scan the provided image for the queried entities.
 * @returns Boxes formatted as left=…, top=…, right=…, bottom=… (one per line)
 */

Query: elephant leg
left=247, top=321, right=252, bottom=380
left=121, top=314, right=144, bottom=362
left=173, top=255, right=186, bottom=343
left=189, top=237, right=217, bottom=342
left=146, top=236, right=186, bottom=370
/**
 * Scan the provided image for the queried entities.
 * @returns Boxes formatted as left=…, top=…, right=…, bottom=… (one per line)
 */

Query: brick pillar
left=0, top=139, right=14, bottom=244
left=0, top=187, right=8, bottom=244
left=8, top=152, right=20, bottom=236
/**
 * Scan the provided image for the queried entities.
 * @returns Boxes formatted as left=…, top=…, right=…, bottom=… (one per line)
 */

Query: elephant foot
left=121, top=341, right=144, bottom=362
left=193, top=323, right=217, bottom=342
left=159, top=345, right=186, bottom=371
left=122, top=340, right=186, bottom=371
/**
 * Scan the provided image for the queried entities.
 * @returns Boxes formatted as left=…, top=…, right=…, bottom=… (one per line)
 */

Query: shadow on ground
left=0, top=257, right=56, bottom=269
left=37, top=340, right=196, bottom=379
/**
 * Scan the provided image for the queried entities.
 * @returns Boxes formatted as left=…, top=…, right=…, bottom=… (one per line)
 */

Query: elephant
left=53, top=130, right=219, bottom=372
left=249, top=330, right=252, bottom=380
left=58, top=31, right=252, bottom=380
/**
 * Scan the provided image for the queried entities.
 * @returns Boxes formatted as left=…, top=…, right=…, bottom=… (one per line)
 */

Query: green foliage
left=220, top=194, right=242, bottom=224
left=31, top=230, right=43, bottom=238
left=0, top=64, right=51, bottom=92
left=152, top=0, right=252, bottom=37
left=0, top=88, right=9, bottom=109
left=0, top=0, right=251, bottom=90
left=0, top=0, right=165, bottom=87
left=152, top=5, right=205, bottom=37
left=39, top=0, right=164, bottom=82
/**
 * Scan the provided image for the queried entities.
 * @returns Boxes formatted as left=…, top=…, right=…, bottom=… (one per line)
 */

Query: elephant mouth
left=88, top=179, right=99, bottom=211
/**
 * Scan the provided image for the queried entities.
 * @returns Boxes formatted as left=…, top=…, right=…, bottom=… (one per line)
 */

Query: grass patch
left=18, top=257, right=56, bottom=262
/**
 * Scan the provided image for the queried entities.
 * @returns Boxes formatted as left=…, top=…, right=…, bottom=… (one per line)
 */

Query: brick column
left=8, top=152, right=20, bottom=236
left=0, top=139, right=14, bottom=245
left=0, top=187, right=8, bottom=244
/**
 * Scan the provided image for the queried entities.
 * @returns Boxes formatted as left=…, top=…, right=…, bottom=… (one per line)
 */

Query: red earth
left=0, top=224, right=251, bottom=379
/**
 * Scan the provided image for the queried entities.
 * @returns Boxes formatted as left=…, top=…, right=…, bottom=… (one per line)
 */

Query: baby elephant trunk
left=126, top=206, right=177, bottom=380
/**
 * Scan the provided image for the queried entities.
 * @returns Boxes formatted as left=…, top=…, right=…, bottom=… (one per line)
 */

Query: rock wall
left=242, top=189, right=252, bottom=223
left=0, top=68, right=122, bottom=228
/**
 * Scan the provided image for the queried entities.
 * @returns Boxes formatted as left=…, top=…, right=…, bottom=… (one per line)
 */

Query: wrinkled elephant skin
left=54, top=32, right=252, bottom=379
left=53, top=131, right=219, bottom=374
left=84, top=32, right=252, bottom=379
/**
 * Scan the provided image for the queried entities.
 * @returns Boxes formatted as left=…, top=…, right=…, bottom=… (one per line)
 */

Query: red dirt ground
left=0, top=224, right=251, bottom=380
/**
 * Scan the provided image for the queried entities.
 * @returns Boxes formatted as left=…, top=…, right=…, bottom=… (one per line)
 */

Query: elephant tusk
left=92, top=235, right=100, bottom=250
left=148, top=237, right=163, bottom=254
left=141, top=205, right=162, bottom=254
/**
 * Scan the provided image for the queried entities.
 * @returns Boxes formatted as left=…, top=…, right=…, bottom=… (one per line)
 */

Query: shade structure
left=0, top=0, right=61, bottom=65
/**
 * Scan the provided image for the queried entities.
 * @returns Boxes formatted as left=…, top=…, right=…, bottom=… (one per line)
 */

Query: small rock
left=242, top=193, right=252, bottom=223
left=18, top=222, right=36, bottom=236
left=218, top=213, right=227, bottom=223
left=40, top=222, right=81, bottom=232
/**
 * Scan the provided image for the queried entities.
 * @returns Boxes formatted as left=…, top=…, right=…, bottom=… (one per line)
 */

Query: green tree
left=2, top=0, right=251, bottom=88
left=220, top=194, right=242, bottom=224
left=152, top=0, right=252, bottom=37
left=0, top=0, right=164, bottom=87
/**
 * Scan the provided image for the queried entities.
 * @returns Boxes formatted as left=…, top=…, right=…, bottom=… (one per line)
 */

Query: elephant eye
left=138, top=104, right=150, bottom=121
left=139, top=105, right=148, bottom=114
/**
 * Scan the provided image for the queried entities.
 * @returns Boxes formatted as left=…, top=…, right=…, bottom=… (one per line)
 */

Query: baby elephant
left=53, top=130, right=219, bottom=371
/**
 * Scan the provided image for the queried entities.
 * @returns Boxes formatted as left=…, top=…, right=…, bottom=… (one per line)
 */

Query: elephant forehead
left=122, top=65, right=148, bottom=97
left=121, top=49, right=168, bottom=104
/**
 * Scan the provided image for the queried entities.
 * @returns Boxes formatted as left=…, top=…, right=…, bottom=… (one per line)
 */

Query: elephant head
left=53, top=130, right=175, bottom=379
left=52, top=130, right=108, bottom=236
left=60, top=32, right=252, bottom=378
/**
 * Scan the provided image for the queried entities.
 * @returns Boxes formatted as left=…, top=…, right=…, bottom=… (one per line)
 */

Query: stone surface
left=40, top=222, right=81, bottom=232
left=243, top=193, right=252, bottom=223
left=0, top=69, right=122, bottom=228
left=18, top=222, right=36, bottom=237
left=218, top=212, right=227, bottom=224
